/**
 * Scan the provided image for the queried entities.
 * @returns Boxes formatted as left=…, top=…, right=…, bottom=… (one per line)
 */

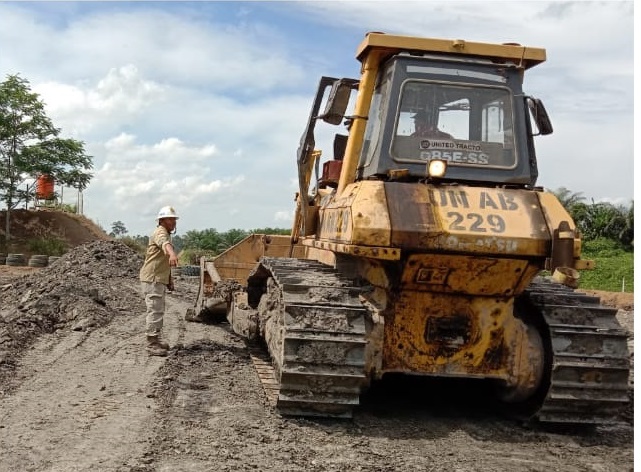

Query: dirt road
left=0, top=242, right=634, bottom=471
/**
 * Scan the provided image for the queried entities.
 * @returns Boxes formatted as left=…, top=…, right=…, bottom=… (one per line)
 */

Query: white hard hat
left=157, top=206, right=179, bottom=220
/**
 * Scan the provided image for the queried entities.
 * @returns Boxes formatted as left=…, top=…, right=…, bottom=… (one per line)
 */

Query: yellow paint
left=316, top=181, right=555, bottom=261
left=337, top=52, right=382, bottom=195
left=205, top=234, right=303, bottom=284
left=428, top=186, right=550, bottom=256
left=338, top=33, right=545, bottom=195
left=317, top=181, right=392, bottom=249
left=356, top=33, right=546, bottom=70
left=301, top=238, right=400, bottom=261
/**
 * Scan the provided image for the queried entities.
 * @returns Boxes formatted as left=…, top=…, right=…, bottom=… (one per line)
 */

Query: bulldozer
left=192, top=32, right=630, bottom=424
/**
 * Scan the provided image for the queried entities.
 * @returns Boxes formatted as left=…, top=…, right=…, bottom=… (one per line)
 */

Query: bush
left=579, top=238, right=633, bottom=292
left=120, top=236, right=146, bottom=254
left=26, top=237, right=66, bottom=256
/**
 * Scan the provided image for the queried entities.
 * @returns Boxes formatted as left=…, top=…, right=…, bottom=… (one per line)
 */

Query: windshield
left=391, top=81, right=516, bottom=169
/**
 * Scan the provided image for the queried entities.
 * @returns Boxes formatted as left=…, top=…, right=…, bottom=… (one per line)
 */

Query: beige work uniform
left=140, top=225, right=173, bottom=336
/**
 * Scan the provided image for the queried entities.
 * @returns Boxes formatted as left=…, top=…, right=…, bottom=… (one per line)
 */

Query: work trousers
left=141, top=281, right=166, bottom=337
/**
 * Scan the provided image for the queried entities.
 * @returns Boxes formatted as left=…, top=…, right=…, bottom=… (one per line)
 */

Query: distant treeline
left=123, top=227, right=291, bottom=263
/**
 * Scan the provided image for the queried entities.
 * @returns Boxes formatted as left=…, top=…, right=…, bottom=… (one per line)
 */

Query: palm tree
left=216, top=229, right=248, bottom=254
left=552, top=187, right=585, bottom=210
left=571, top=200, right=633, bottom=249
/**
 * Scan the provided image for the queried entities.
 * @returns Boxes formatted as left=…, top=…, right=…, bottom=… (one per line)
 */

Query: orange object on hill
left=36, top=175, right=55, bottom=200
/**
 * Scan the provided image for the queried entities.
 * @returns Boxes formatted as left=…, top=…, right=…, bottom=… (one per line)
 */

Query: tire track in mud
left=0, top=284, right=190, bottom=472
left=144, top=313, right=633, bottom=472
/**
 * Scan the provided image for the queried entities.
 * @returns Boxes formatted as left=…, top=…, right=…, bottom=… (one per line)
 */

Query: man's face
left=160, top=217, right=177, bottom=232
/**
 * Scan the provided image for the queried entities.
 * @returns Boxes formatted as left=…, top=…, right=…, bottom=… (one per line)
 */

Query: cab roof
left=356, top=32, right=546, bottom=69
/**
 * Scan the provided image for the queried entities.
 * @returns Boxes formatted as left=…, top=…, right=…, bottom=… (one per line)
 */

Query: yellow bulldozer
left=191, top=32, right=630, bottom=424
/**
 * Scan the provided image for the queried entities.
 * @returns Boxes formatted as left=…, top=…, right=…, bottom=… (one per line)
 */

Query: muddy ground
left=0, top=240, right=634, bottom=472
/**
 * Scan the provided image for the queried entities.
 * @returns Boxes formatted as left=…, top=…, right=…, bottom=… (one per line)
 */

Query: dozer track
left=254, top=257, right=369, bottom=418
left=524, top=278, right=630, bottom=424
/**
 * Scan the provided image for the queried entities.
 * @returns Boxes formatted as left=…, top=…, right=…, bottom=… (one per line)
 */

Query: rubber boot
left=146, top=336, right=169, bottom=356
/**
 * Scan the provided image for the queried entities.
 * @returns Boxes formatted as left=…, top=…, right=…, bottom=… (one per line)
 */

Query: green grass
left=26, top=237, right=67, bottom=256
left=578, top=238, right=634, bottom=292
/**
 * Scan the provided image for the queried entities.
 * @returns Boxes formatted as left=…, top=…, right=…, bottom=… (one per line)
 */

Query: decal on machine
left=446, top=212, right=505, bottom=233
left=320, top=208, right=350, bottom=236
left=416, top=267, right=449, bottom=285
left=436, top=189, right=518, bottom=211
left=434, top=189, right=519, bottom=234
left=418, top=141, right=503, bottom=166
left=442, top=235, right=519, bottom=253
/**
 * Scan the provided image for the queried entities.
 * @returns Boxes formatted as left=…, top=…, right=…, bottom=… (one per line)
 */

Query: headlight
left=427, top=159, right=447, bottom=178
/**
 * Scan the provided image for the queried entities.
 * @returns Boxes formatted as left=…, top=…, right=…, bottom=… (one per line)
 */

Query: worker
left=139, top=205, right=179, bottom=356
left=411, top=110, right=454, bottom=139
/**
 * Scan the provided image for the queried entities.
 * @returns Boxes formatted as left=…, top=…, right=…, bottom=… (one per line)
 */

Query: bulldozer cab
left=357, top=54, right=549, bottom=186
left=297, top=34, right=554, bottom=207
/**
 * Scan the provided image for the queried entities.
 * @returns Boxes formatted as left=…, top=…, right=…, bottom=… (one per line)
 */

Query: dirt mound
left=0, top=209, right=110, bottom=257
left=585, top=290, right=634, bottom=311
left=0, top=240, right=143, bottom=391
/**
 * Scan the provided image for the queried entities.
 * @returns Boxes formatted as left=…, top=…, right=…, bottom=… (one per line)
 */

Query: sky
left=0, top=1, right=635, bottom=237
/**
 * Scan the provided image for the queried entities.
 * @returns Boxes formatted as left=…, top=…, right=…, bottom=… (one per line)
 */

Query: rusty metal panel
left=385, top=184, right=551, bottom=257
left=318, top=183, right=357, bottom=242
left=536, top=191, right=575, bottom=233
left=386, top=182, right=439, bottom=247
left=402, top=253, right=530, bottom=297
left=351, top=181, right=392, bottom=247
left=303, top=239, right=401, bottom=261
left=382, top=290, right=522, bottom=379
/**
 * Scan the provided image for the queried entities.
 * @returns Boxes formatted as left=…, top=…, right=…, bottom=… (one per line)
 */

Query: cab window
left=391, top=81, right=516, bottom=169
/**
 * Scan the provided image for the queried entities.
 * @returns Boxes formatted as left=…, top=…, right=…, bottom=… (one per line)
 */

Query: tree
left=182, top=228, right=222, bottom=251
left=552, top=187, right=585, bottom=210
left=216, top=228, right=248, bottom=253
left=552, top=188, right=633, bottom=249
left=110, top=220, right=128, bottom=238
left=179, top=227, right=291, bottom=257
left=129, top=234, right=149, bottom=248
left=569, top=199, right=634, bottom=249
left=171, top=234, right=184, bottom=252
left=0, top=74, right=93, bottom=242
left=250, top=227, right=291, bottom=236
left=617, top=201, right=634, bottom=249
left=601, top=201, right=634, bottom=249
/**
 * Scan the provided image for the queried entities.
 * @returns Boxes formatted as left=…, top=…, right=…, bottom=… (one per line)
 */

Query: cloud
left=33, top=66, right=165, bottom=138
left=274, top=210, right=294, bottom=222
left=1, top=3, right=307, bottom=91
